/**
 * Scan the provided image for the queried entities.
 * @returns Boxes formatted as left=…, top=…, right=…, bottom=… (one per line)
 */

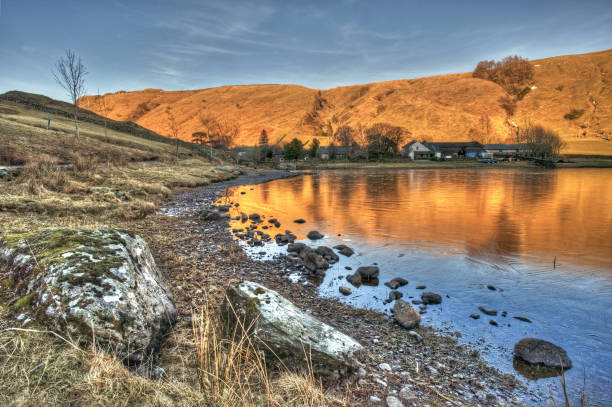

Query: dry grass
left=191, top=300, right=342, bottom=407
left=0, top=301, right=343, bottom=407
left=0, top=100, right=235, bottom=228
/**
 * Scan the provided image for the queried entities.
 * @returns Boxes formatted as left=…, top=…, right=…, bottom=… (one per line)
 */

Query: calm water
left=225, top=168, right=612, bottom=405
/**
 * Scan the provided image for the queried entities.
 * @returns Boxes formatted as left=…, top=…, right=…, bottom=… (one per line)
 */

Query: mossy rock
left=0, top=229, right=176, bottom=362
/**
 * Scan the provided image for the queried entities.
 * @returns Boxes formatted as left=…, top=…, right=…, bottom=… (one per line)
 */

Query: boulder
left=198, top=208, right=227, bottom=221
left=392, top=300, right=420, bottom=329
left=307, top=230, right=324, bottom=240
left=0, top=229, right=176, bottom=362
left=346, top=273, right=362, bottom=286
left=248, top=213, right=261, bottom=220
left=299, top=247, right=329, bottom=274
left=333, top=244, right=355, bottom=257
left=221, top=281, right=363, bottom=372
left=315, top=246, right=339, bottom=263
left=287, top=242, right=307, bottom=253
left=513, top=338, right=572, bottom=369
left=357, top=266, right=379, bottom=281
left=421, top=292, right=442, bottom=305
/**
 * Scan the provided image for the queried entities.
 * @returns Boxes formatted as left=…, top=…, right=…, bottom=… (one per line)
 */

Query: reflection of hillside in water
left=229, top=169, right=612, bottom=272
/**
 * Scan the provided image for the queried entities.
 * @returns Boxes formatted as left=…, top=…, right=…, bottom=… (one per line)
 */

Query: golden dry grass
left=0, top=302, right=343, bottom=407
left=0, top=100, right=235, bottom=227
left=80, top=49, right=612, bottom=154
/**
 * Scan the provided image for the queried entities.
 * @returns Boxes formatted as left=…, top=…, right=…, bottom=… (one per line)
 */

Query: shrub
left=473, top=55, right=534, bottom=95
left=499, top=96, right=517, bottom=116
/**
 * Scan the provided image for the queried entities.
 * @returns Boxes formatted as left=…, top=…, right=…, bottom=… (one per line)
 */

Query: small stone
left=379, top=362, right=392, bottom=371
left=478, top=306, right=498, bottom=316
left=370, top=395, right=383, bottom=404
left=339, top=286, right=352, bottom=296
left=293, top=218, right=306, bottom=224
left=469, top=313, right=480, bottom=319
left=408, top=330, right=423, bottom=342
left=490, top=320, right=498, bottom=326
left=487, top=284, right=497, bottom=291
left=388, top=290, right=403, bottom=300
left=415, top=285, right=426, bottom=289
left=386, top=395, right=404, bottom=407
left=513, top=315, right=532, bottom=323
left=307, top=230, right=324, bottom=240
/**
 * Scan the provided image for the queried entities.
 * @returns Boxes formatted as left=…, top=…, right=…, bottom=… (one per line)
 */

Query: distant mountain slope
left=79, top=49, right=612, bottom=154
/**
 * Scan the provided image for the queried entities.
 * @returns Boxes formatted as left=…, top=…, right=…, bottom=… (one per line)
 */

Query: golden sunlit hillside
left=80, top=49, right=612, bottom=154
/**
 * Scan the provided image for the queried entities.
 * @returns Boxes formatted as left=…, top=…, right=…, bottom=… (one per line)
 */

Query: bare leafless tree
left=53, top=49, right=88, bottom=138
left=96, top=89, right=110, bottom=137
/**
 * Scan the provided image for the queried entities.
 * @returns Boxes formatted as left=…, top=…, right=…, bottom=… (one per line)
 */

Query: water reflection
left=229, top=169, right=612, bottom=272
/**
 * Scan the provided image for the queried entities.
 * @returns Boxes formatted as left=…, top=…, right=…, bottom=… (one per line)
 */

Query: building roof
left=484, top=144, right=523, bottom=150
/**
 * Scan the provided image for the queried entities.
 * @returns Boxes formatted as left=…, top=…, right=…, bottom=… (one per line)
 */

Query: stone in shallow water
left=478, top=306, right=498, bottom=316
left=357, top=266, right=379, bottom=281
left=221, top=281, right=363, bottom=372
left=307, top=230, right=324, bottom=240
left=0, top=229, right=176, bottom=363
left=421, top=292, right=442, bottom=304
left=514, top=338, right=572, bottom=369
left=333, top=244, right=355, bottom=257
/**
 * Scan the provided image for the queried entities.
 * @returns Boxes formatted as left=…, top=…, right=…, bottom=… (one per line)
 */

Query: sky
left=1, top=0, right=611, bottom=101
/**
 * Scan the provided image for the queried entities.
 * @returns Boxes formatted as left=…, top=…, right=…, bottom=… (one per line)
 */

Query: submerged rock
left=0, top=229, right=176, bottom=362
left=392, top=300, right=420, bottom=329
left=299, top=247, right=329, bottom=275
left=287, top=242, right=307, bottom=253
left=307, top=230, right=324, bottom=240
left=384, top=277, right=409, bottom=290
left=421, top=292, right=442, bottom=305
left=357, top=266, right=379, bottom=281
left=513, top=338, right=572, bottom=369
left=221, top=281, right=363, bottom=372
left=346, top=273, right=362, bottom=287
left=333, top=244, right=355, bottom=257
left=478, top=306, right=498, bottom=316
left=315, top=246, right=339, bottom=263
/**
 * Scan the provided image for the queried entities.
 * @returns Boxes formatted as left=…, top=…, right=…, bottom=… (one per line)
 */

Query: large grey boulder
left=514, top=338, right=572, bottom=369
left=0, top=229, right=176, bottom=363
left=221, top=281, right=363, bottom=372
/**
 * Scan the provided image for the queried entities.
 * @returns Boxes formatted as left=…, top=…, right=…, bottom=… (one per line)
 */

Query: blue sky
left=1, top=0, right=611, bottom=101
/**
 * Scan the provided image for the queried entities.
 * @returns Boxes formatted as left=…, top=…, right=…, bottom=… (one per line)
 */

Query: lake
left=225, top=168, right=612, bottom=405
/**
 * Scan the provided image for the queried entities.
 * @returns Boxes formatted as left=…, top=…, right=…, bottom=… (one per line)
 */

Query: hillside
left=80, top=49, right=612, bottom=155
left=0, top=95, right=232, bottom=222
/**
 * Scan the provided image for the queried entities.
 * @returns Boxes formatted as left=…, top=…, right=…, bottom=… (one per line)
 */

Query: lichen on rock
left=0, top=229, right=176, bottom=362
left=221, top=280, right=363, bottom=373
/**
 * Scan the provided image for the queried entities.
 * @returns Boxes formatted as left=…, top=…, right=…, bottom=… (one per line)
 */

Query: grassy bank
left=0, top=99, right=235, bottom=230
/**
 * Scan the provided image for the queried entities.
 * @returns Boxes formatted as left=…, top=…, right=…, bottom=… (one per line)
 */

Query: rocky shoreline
left=146, top=168, right=539, bottom=406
